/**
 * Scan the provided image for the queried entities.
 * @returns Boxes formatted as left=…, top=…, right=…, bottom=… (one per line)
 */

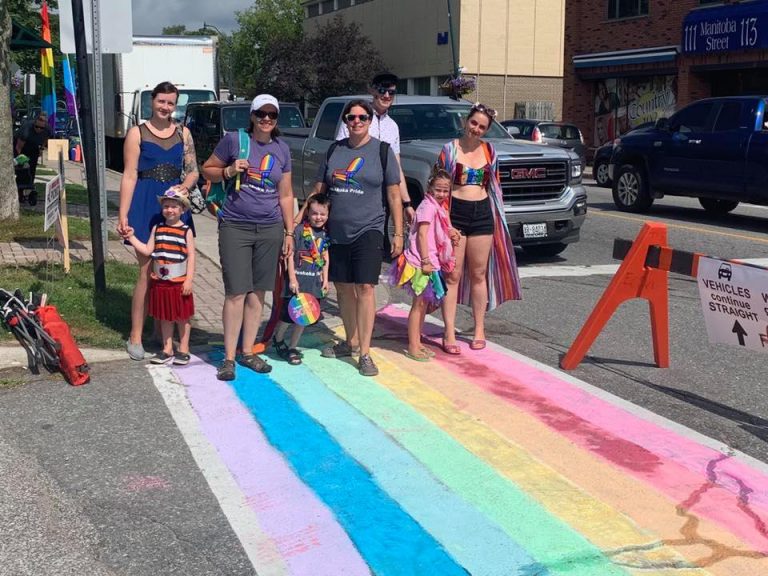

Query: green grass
left=0, top=209, right=95, bottom=242
left=34, top=182, right=119, bottom=211
left=0, top=261, right=138, bottom=349
left=0, top=376, right=26, bottom=389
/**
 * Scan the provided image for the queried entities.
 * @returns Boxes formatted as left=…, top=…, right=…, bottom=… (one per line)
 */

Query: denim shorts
left=450, top=196, right=494, bottom=236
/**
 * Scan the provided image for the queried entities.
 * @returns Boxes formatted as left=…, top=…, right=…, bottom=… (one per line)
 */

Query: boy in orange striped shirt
left=122, top=189, right=196, bottom=365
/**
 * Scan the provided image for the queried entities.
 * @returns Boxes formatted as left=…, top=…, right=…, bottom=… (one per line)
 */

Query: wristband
left=402, top=201, right=412, bottom=209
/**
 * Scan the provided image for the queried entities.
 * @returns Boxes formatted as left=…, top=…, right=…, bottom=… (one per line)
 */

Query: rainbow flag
left=62, top=56, right=77, bottom=117
left=40, top=1, right=56, bottom=132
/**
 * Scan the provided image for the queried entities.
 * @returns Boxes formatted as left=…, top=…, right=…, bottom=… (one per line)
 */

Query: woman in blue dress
left=118, top=82, right=199, bottom=360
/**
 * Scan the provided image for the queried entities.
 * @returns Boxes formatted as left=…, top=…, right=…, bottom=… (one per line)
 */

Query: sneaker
left=321, top=341, right=360, bottom=359
left=173, top=353, right=191, bottom=366
left=217, top=359, right=236, bottom=381
left=126, top=340, right=147, bottom=361
left=358, top=354, right=379, bottom=377
left=151, top=351, right=174, bottom=365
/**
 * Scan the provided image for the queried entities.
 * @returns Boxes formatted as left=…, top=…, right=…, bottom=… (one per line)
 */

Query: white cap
left=250, top=94, right=279, bottom=113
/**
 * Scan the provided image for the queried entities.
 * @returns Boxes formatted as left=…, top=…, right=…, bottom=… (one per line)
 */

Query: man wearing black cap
left=337, top=72, right=415, bottom=224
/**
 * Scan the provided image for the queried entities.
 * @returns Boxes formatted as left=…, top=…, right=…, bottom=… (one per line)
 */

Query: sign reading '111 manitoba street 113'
left=696, top=257, right=768, bottom=353
left=682, top=2, right=768, bottom=54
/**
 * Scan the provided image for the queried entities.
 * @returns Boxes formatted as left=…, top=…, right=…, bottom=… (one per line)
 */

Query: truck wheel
left=612, top=164, right=652, bottom=212
left=699, top=198, right=738, bottom=215
left=594, top=161, right=611, bottom=187
left=523, top=243, right=568, bottom=258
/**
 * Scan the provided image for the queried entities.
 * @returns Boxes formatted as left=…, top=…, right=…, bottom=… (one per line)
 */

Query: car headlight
left=570, top=160, right=583, bottom=183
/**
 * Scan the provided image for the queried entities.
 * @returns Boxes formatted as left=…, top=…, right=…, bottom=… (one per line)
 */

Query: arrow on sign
left=732, top=320, right=748, bottom=346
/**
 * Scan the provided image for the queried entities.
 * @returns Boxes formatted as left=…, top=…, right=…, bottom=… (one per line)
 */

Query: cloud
left=131, top=0, right=254, bottom=35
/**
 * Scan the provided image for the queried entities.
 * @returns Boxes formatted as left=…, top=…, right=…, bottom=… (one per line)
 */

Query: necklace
left=300, top=223, right=327, bottom=267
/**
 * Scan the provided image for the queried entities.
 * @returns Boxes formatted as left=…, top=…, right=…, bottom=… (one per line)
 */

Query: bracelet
left=402, top=201, right=412, bottom=209
left=420, top=256, right=431, bottom=264
left=284, top=229, right=294, bottom=237
left=393, top=233, right=405, bottom=238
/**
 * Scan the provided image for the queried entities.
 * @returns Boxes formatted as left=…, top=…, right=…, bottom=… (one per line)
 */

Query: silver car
left=502, top=119, right=586, bottom=162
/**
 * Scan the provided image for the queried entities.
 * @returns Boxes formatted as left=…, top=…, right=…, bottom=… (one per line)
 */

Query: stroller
left=13, top=154, right=38, bottom=206
left=0, top=289, right=90, bottom=385
left=1, top=289, right=59, bottom=373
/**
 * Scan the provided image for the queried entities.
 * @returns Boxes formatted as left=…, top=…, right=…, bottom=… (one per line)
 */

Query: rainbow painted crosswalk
left=168, top=305, right=768, bottom=575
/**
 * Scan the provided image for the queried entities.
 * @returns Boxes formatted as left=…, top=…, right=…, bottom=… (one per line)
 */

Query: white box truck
left=103, top=35, right=219, bottom=169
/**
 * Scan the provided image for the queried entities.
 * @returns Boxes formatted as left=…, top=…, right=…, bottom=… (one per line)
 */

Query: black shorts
left=329, top=230, right=384, bottom=285
left=450, top=196, right=494, bottom=236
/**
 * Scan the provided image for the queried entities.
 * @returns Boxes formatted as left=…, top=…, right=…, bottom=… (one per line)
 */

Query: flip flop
left=441, top=339, right=462, bottom=355
left=404, top=350, right=431, bottom=362
left=470, top=339, right=487, bottom=350
left=420, top=347, right=436, bottom=358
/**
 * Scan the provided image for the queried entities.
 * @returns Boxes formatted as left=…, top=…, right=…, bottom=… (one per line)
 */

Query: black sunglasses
left=253, top=110, right=279, bottom=120
left=376, top=87, right=397, bottom=96
left=344, top=114, right=371, bottom=123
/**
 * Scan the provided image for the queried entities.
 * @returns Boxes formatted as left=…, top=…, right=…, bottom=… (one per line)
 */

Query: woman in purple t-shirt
left=202, top=94, right=295, bottom=381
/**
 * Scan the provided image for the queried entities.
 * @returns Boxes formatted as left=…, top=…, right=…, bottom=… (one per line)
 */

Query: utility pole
left=446, top=0, right=459, bottom=78
left=72, top=0, right=106, bottom=293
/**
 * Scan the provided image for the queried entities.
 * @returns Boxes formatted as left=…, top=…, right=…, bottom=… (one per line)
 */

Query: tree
left=229, top=0, right=303, bottom=98
left=1, top=0, right=18, bottom=220
left=161, top=24, right=188, bottom=35
left=301, top=16, right=385, bottom=105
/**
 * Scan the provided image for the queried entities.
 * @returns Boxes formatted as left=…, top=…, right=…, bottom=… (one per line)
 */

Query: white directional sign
left=43, top=175, right=62, bottom=232
left=696, top=256, right=768, bottom=352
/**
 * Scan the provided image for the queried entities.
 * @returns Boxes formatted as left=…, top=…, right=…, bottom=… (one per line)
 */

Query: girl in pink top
left=389, top=169, right=459, bottom=361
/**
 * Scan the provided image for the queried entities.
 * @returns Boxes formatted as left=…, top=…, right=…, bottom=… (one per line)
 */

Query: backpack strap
left=237, top=128, right=250, bottom=160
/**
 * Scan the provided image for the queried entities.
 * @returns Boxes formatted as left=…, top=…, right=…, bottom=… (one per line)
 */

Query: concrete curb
left=0, top=345, right=126, bottom=370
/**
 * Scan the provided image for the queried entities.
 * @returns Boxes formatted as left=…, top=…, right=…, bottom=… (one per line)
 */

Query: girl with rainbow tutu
left=388, top=169, right=460, bottom=362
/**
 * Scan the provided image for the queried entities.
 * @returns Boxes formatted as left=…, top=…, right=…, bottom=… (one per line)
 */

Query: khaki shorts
left=218, top=220, right=282, bottom=295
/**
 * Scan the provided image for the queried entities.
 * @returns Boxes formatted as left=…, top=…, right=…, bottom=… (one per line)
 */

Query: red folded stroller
left=0, top=289, right=89, bottom=386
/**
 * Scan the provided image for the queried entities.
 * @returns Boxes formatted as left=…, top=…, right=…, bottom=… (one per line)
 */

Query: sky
left=131, top=0, right=255, bottom=35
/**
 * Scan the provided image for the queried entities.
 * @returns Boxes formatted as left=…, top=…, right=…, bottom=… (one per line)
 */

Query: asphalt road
left=470, top=181, right=768, bottom=464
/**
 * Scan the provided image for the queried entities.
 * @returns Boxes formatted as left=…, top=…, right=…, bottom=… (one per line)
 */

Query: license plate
left=523, top=223, right=547, bottom=238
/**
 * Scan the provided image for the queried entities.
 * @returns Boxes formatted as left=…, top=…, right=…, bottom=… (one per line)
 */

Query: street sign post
left=696, top=256, right=768, bottom=352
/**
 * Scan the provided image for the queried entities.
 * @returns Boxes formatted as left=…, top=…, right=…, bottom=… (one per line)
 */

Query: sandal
left=441, top=338, right=461, bottom=356
left=404, top=350, right=431, bottom=362
left=273, top=336, right=291, bottom=361
left=217, top=359, right=236, bottom=381
left=287, top=348, right=302, bottom=365
left=420, top=347, right=436, bottom=358
left=239, top=354, right=272, bottom=374
left=470, top=339, right=487, bottom=351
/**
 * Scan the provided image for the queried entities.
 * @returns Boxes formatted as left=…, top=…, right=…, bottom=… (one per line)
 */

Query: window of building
left=713, top=102, right=742, bottom=131
left=396, top=79, right=408, bottom=95
left=607, top=0, right=649, bottom=20
left=307, top=3, right=320, bottom=18
left=321, top=0, right=334, bottom=14
left=412, top=77, right=431, bottom=96
left=338, top=0, right=351, bottom=8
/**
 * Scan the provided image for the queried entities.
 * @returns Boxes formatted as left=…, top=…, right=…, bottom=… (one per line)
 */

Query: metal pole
left=446, top=0, right=459, bottom=77
left=91, top=0, right=107, bottom=260
left=71, top=0, right=106, bottom=293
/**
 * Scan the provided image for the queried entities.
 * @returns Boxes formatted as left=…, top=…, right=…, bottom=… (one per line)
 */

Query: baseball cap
left=371, top=72, right=398, bottom=87
left=250, top=94, right=280, bottom=113
left=158, top=188, right=191, bottom=211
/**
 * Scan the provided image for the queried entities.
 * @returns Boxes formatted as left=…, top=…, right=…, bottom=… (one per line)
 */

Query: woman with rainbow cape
left=435, top=103, right=522, bottom=355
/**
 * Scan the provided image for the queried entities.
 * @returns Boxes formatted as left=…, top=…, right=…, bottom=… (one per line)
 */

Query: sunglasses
left=34, top=123, right=46, bottom=129
left=471, top=103, right=497, bottom=119
left=376, top=87, right=397, bottom=96
left=253, top=110, right=279, bottom=120
left=344, top=114, right=371, bottom=123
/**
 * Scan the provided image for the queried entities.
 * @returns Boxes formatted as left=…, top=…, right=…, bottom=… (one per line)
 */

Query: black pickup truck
left=609, top=96, right=768, bottom=214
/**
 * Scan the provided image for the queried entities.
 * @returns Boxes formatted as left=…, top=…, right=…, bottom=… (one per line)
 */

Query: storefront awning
left=682, top=2, right=768, bottom=54
left=573, top=46, right=678, bottom=69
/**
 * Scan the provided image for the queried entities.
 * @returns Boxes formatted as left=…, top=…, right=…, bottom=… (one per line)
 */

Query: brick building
left=302, top=0, right=565, bottom=121
left=563, top=0, right=768, bottom=157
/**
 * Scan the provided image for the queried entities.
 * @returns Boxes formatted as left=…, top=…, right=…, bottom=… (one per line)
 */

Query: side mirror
left=506, top=126, right=520, bottom=136
left=655, top=117, right=670, bottom=131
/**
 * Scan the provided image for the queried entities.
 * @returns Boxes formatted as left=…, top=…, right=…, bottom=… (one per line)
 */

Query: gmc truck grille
left=498, top=160, right=568, bottom=203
